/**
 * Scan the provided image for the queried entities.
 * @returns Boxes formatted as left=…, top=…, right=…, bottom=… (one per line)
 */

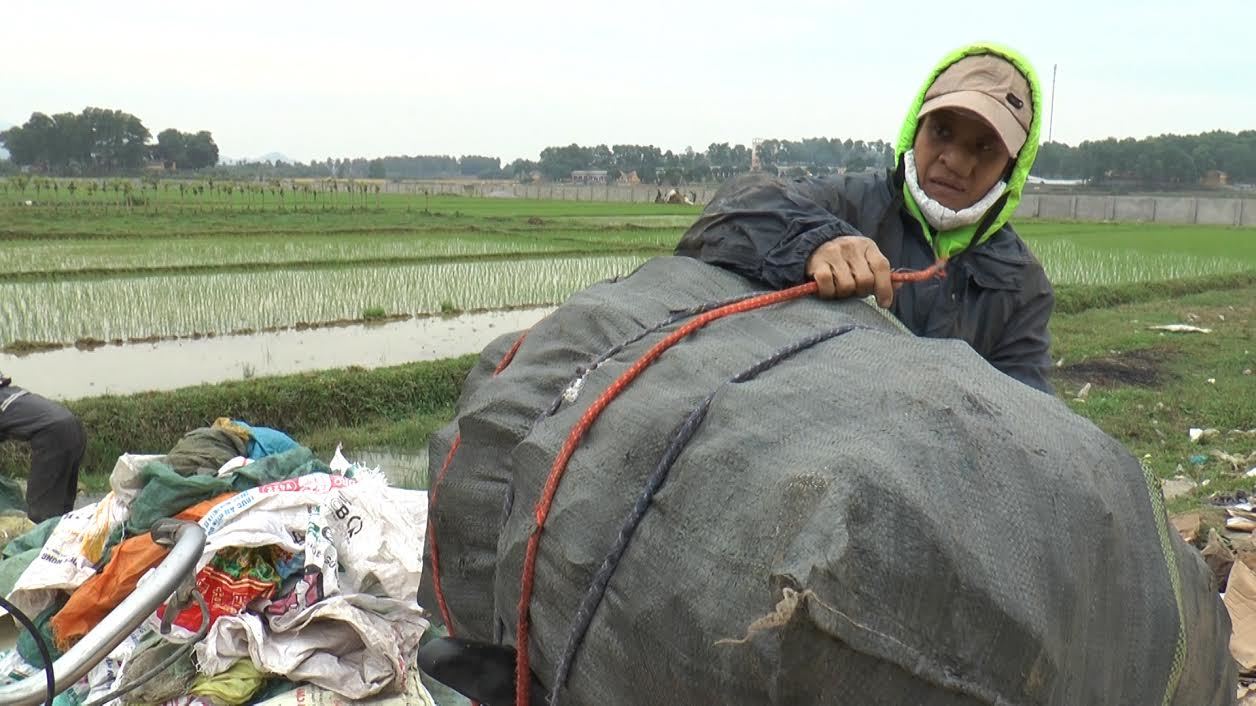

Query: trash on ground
left=1162, top=477, right=1198, bottom=501
left=1172, top=512, right=1203, bottom=544
left=1204, top=529, right=1236, bottom=590
left=1230, top=505, right=1256, bottom=533
left=1191, top=427, right=1221, bottom=443
left=0, top=419, right=435, bottom=704
left=1149, top=324, right=1213, bottom=334
left=1225, top=559, right=1256, bottom=671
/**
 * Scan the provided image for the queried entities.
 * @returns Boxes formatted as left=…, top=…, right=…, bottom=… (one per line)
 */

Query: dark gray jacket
left=676, top=168, right=1055, bottom=394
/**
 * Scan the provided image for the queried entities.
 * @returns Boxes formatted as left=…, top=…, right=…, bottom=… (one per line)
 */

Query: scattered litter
left=1191, top=428, right=1221, bottom=443
left=1149, top=324, right=1212, bottom=334
left=1225, top=559, right=1256, bottom=671
left=0, top=421, right=433, bottom=703
left=1211, top=491, right=1248, bottom=507
left=1245, top=369, right=1253, bottom=376
left=1230, top=505, right=1256, bottom=532
left=252, top=669, right=435, bottom=705
left=1203, top=529, right=1235, bottom=589
left=1203, top=479, right=1213, bottom=487
left=1054, top=358, right=1064, bottom=368
left=1208, top=378, right=1217, bottom=385
left=1172, top=513, right=1203, bottom=544
left=1247, top=468, right=1256, bottom=478
left=1229, top=516, right=1256, bottom=533
left=329, top=444, right=352, bottom=473
left=1190, top=454, right=1210, bottom=466
left=1162, top=477, right=1199, bottom=500
left=1213, top=450, right=1256, bottom=472
left=1075, top=382, right=1091, bottom=400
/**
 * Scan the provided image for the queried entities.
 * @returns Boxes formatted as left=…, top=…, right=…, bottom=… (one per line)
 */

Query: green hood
left=894, top=43, right=1043, bottom=258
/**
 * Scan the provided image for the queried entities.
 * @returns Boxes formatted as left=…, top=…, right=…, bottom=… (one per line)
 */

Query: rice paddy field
left=3, top=182, right=1255, bottom=349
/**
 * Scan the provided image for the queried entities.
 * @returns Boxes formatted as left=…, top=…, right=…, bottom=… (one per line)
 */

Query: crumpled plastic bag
left=191, top=472, right=427, bottom=602
left=108, top=454, right=165, bottom=508
left=251, top=669, right=437, bottom=706
left=328, top=481, right=427, bottom=603
left=7, top=494, right=128, bottom=617
left=125, top=462, right=234, bottom=536
left=157, top=545, right=283, bottom=634
left=195, top=473, right=360, bottom=570
left=83, top=628, right=143, bottom=705
left=195, top=594, right=430, bottom=700
left=186, top=658, right=267, bottom=705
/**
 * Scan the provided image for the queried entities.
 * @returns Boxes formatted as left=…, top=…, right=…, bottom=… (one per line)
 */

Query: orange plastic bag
left=51, top=493, right=235, bottom=649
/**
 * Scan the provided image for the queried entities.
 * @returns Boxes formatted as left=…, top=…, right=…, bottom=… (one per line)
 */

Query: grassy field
left=1, top=182, right=1254, bottom=513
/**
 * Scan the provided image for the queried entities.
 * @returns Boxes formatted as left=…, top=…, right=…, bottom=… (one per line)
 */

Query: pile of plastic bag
left=0, top=418, right=435, bottom=705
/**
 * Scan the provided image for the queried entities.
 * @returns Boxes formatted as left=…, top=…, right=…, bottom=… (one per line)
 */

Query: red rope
left=427, top=435, right=461, bottom=631
left=428, top=331, right=530, bottom=640
left=494, top=332, right=529, bottom=374
left=513, top=262, right=946, bottom=706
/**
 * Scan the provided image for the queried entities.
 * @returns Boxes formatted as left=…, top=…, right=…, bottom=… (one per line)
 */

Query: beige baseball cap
left=918, top=54, right=1033, bottom=155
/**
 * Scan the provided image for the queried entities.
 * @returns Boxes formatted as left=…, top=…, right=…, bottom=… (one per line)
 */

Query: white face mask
left=903, top=149, right=1007, bottom=232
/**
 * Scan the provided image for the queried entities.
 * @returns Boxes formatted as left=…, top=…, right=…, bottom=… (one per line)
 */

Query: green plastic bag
left=188, top=659, right=267, bottom=705
left=125, top=462, right=232, bottom=535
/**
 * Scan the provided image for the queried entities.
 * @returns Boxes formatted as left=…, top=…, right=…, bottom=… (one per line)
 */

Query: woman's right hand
left=804, top=236, right=894, bottom=308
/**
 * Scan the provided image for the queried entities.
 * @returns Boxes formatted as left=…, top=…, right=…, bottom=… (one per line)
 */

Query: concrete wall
left=1113, top=198, right=1155, bottom=222
left=391, top=180, right=1256, bottom=227
left=1023, top=193, right=1256, bottom=226
left=388, top=181, right=720, bottom=205
left=1197, top=198, right=1241, bottom=225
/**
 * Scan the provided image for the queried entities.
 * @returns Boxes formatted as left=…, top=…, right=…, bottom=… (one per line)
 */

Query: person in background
left=0, top=371, right=86, bottom=521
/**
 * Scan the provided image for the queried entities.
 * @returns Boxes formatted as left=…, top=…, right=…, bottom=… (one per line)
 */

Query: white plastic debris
left=1190, top=428, right=1220, bottom=443
left=330, top=443, right=352, bottom=473
left=1076, top=382, right=1092, bottom=400
left=216, top=456, right=252, bottom=477
left=1148, top=324, right=1212, bottom=334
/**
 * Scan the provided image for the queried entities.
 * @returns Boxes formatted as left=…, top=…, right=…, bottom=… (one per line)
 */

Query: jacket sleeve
left=987, top=270, right=1056, bottom=395
left=675, top=174, right=863, bottom=289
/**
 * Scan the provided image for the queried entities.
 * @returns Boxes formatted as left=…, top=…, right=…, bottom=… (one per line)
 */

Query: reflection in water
left=0, top=307, right=553, bottom=401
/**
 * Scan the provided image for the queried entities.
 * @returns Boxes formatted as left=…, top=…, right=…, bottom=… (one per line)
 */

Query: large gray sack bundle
left=427, top=256, right=1234, bottom=705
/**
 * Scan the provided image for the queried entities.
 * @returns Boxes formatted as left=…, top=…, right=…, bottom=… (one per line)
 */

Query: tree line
left=1034, top=131, right=1256, bottom=184
left=4, top=105, right=1253, bottom=187
left=0, top=108, right=219, bottom=175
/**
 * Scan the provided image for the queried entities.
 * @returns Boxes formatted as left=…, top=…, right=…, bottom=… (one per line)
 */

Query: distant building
left=571, top=170, right=608, bottom=184
left=618, top=170, right=640, bottom=185
left=1201, top=170, right=1229, bottom=188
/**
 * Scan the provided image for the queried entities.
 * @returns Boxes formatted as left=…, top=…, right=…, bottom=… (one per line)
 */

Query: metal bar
left=0, top=519, right=205, bottom=706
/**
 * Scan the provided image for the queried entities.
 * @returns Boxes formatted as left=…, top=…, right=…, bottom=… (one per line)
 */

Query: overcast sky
left=2, top=0, right=1250, bottom=163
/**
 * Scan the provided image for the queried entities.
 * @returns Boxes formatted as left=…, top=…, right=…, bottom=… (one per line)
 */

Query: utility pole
left=1048, top=64, right=1058, bottom=144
